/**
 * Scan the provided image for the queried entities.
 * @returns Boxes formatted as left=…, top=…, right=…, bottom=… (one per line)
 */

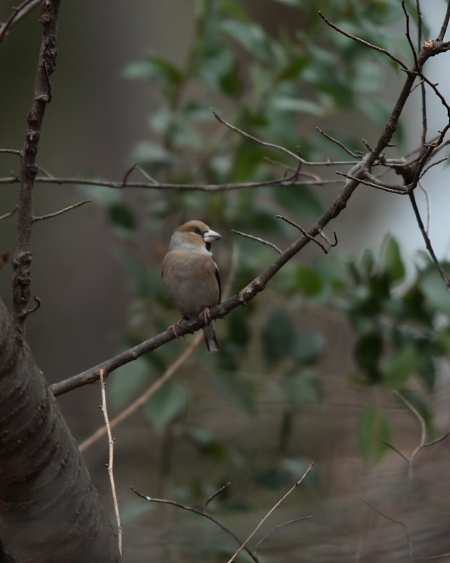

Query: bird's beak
left=203, top=229, right=222, bottom=243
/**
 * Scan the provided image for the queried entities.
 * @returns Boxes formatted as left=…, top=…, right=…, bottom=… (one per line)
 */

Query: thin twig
left=394, top=391, right=449, bottom=479
left=276, top=215, right=331, bottom=253
left=121, top=162, right=158, bottom=186
left=0, top=173, right=342, bottom=190
left=408, top=191, right=450, bottom=289
left=231, top=229, right=282, bottom=254
left=381, top=440, right=410, bottom=464
left=316, top=128, right=360, bottom=158
left=336, top=171, right=408, bottom=194
left=0, top=205, right=19, bottom=221
left=253, top=516, right=313, bottom=556
left=437, top=0, right=450, bottom=42
left=0, top=0, right=42, bottom=42
left=363, top=501, right=413, bottom=561
left=130, top=487, right=260, bottom=563
left=212, top=109, right=358, bottom=167
left=99, top=368, right=123, bottom=555
left=418, top=181, right=431, bottom=234
left=205, top=482, right=231, bottom=509
left=33, top=200, right=91, bottom=222
left=226, top=463, right=314, bottom=563
left=0, top=149, right=22, bottom=156
left=318, top=12, right=409, bottom=70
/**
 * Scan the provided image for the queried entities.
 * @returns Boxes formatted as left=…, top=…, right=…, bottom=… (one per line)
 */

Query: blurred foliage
left=83, top=0, right=449, bottom=558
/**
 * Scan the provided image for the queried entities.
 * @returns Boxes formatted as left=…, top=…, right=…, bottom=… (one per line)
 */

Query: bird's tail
left=203, top=321, right=219, bottom=352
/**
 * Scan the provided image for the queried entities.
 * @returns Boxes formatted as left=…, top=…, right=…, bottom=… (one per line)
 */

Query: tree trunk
left=0, top=297, right=121, bottom=562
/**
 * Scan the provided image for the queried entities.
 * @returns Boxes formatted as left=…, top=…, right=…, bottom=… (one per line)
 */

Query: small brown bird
left=162, top=220, right=222, bottom=351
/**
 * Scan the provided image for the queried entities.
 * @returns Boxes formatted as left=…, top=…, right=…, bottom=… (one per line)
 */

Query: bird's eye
left=194, top=228, right=202, bottom=235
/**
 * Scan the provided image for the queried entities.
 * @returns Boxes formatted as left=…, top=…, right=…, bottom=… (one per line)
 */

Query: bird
left=162, top=220, right=222, bottom=351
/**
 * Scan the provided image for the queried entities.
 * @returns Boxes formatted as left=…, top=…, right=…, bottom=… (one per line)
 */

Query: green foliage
left=359, top=406, right=391, bottom=464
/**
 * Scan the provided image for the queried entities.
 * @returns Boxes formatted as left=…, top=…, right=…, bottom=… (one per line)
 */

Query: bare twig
left=336, top=171, right=407, bottom=194
left=253, top=516, right=313, bottom=556
left=0, top=0, right=42, bottom=42
left=121, top=162, right=158, bottom=186
left=409, top=191, right=450, bottom=289
left=0, top=172, right=342, bottom=191
left=130, top=487, right=260, bottom=563
left=0, top=149, right=22, bottom=156
left=23, top=295, right=41, bottom=317
left=231, top=229, right=282, bottom=254
left=437, top=0, right=450, bottom=42
left=0, top=205, right=19, bottom=221
left=33, top=200, right=91, bottom=222
left=205, top=482, right=231, bottom=509
left=277, top=215, right=331, bottom=254
left=12, top=0, right=61, bottom=329
left=318, top=11, right=409, bottom=70
left=363, top=501, right=413, bottom=561
left=316, top=128, right=361, bottom=158
left=212, top=109, right=359, bottom=167
left=226, top=462, right=314, bottom=563
left=99, top=368, right=123, bottom=555
left=386, top=391, right=450, bottom=480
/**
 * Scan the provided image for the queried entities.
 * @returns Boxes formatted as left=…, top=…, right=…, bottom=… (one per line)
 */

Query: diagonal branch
left=50, top=26, right=444, bottom=397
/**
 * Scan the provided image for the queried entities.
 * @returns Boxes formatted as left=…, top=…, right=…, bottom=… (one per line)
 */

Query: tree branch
left=12, top=0, right=60, bottom=330
left=48, top=6, right=447, bottom=397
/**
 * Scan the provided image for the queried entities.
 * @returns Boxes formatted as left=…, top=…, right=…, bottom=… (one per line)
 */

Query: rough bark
left=0, top=297, right=121, bottom=562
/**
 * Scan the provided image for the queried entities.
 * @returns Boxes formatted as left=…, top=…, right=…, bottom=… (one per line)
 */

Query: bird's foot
left=199, top=307, right=211, bottom=324
left=168, top=316, right=187, bottom=338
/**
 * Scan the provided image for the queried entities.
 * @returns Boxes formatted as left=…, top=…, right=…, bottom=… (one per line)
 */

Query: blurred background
left=2, top=1, right=450, bottom=561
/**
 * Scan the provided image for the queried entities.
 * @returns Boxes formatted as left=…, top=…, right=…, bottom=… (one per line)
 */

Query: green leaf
left=221, top=20, right=272, bottom=61
left=123, top=55, right=183, bottom=87
left=381, top=344, right=418, bottom=388
left=108, top=202, right=136, bottom=232
left=281, top=369, right=322, bottom=411
left=227, top=307, right=251, bottom=347
left=271, top=96, right=323, bottom=116
left=109, top=357, right=152, bottom=408
left=383, top=236, right=405, bottom=283
left=144, top=382, right=188, bottom=430
left=292, top=331, right=325, bottom=364
left=358, top=406, right=391, bottom=464
left=261, top=307, right=296, bottom=363
left=292, top=264, right=324, bottom=298
left=211, top=371, right=255, bottom=414
left=184, top=428, right=227, bottom=462
left=277, top=55, right=311, bottom=81
left=274, top=186, right=324, bottom=221
left=354, top=331, right=383, bottom=382
left=418, top=263, right=450, bottom=316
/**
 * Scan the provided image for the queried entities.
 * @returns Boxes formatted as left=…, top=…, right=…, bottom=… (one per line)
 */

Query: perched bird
left=162, top=220, right=222, bottom=351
